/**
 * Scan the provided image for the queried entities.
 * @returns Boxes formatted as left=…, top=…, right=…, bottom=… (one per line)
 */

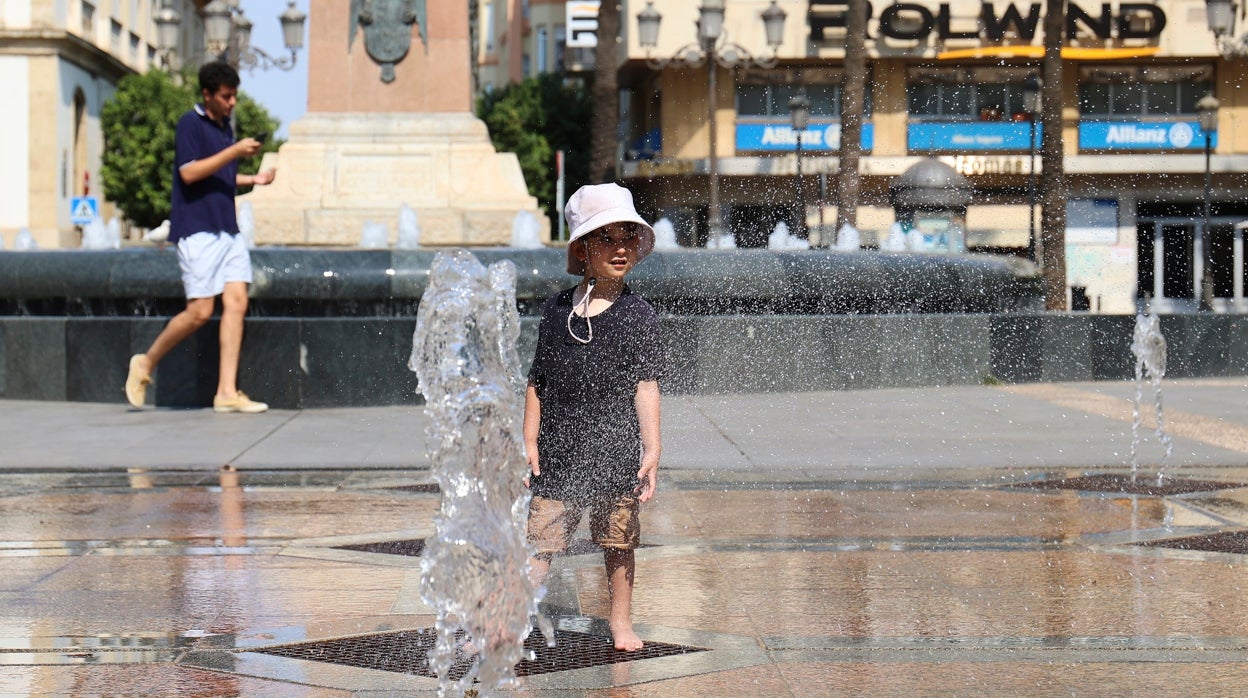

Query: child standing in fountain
left=524, top=183, right=662, bottom=652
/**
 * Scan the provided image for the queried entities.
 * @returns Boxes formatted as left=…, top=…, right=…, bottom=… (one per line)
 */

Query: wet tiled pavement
left=4, top=379, right=1248, bottom=695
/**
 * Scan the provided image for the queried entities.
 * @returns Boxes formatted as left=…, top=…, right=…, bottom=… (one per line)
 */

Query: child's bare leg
left=463, top=553, right=553, bottom=656
left=529, top=552, right=553, bottom=590
left=604, top=548, right=643, bottom=651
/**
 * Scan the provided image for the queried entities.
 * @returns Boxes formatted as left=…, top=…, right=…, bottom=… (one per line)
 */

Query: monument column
left=245, top=1, right=545, bottom=246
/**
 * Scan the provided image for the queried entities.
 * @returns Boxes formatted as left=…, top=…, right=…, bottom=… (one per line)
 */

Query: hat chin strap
left=567, top=278, right=596, bottom=344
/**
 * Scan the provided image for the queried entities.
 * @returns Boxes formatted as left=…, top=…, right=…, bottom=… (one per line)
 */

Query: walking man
left=125, top=61, right=274, bottom=413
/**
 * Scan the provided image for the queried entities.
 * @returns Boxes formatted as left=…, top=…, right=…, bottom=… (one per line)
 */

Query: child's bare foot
left=610, top=619, right=644, bottom=651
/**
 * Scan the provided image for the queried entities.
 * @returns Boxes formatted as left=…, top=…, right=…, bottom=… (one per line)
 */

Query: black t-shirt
left=528, top=285, right=663, bottom=502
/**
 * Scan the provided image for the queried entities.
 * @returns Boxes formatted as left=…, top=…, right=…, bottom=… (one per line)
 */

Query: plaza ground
left=3, top=379, right=1248, bottom=695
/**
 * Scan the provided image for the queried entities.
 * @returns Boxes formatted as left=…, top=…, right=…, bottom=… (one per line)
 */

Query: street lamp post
left=1205, top=0, right=1248, bottom=56
left=153, top=2, right=182, bottom=67
left=789, top=93, right=810, bottom=240
left=1022, top=74, right=1042, bottom=263
left=1198, top=93, right=1220, bottom=311
left=154, top=0, right=306, bottom=72
left=637, top=1, right=786, bottom=245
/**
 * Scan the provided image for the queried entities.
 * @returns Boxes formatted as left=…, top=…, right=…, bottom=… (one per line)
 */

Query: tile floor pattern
left=6, top=468, right=1248, bottom=695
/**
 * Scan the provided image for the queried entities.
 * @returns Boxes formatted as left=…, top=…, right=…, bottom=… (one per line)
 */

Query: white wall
left=0, top=55, right=30, bottom=242
left=57, top=59, right=115, bottom=229
left=0, top=0, right=32, bottom=26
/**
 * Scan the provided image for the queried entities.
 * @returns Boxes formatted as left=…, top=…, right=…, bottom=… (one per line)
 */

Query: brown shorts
left=527, top=494, right=641, bottom=554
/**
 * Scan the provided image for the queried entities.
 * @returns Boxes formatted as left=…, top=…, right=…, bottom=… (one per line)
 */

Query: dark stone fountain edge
left=3, top=312, right=1248, bottom=408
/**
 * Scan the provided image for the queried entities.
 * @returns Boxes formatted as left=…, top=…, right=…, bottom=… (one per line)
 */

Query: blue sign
left=1079, top=121, right=1216, bottom=150
left=908, top=122, right=1041, bottom=151
left=735, top=122, right=874, bottom=152
left=70, top=196, right=99, bottom=225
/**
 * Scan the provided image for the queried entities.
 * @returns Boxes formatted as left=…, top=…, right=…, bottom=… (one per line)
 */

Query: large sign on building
left=566, top=1, right=600, bottom=48
left=808, top=0, right=1166, bottom=42
left=1079, top=121, right=1216, bottom=150
left=909, top=122, right=1042, bottom=151
left=736, top=122, right=875, bottom=151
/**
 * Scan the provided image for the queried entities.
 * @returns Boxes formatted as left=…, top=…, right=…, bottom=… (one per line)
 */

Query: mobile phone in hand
left=253, top=131, right=269, bottom=144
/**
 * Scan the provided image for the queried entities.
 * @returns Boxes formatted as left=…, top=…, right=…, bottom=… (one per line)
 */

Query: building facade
left=612, top=0, right=1248, bottom=313
left=0, top=0, right=205, bottom=249
left=474, top=0, right=594, bottom=96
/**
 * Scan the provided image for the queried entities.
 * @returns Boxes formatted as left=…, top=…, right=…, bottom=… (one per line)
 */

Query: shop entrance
left=1137, top=216, right=1245, bottom=312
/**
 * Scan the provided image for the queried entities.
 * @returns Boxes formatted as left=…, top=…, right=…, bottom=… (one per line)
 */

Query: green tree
left=477, top=74, right=591, bottom=233
left=101, top=68, right=280, bottom=229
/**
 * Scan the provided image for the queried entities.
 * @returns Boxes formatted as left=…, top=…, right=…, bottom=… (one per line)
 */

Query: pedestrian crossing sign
left=70, top=196, right=99, bottom=225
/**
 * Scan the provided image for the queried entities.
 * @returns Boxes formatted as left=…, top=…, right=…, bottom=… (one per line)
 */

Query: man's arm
left=635, top=379, right=661, bottom=502
left=237, top=169, right=277, bottom=187
left=178, top=137, right=262, bottom=185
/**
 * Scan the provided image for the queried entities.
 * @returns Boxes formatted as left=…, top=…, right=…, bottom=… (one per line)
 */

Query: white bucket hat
left=564, top=183, right=655, bottom=275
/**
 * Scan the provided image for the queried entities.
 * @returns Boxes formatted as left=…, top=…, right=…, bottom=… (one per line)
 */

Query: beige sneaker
left=125, top=354, right=151, bottom=408
left=213, top=391, right=269, bottom=414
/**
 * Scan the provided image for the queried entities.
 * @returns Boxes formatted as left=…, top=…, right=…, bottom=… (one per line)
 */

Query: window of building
left=111, top=19, right=123, bottom=52
left=81, top=1, right=96, bottom=36
left=1078, top=65, right=1213, bottom=118
left=130, top=33, right=140, bottom=63
left=735, top=67, right=872, bottom=120
left=907, top=66, right=1036, bottom=121
left=554, top=25, right=566, bottom=71
left=484, top=1, right=495, bottom=52
left=536, top=26, right=548, bottom=75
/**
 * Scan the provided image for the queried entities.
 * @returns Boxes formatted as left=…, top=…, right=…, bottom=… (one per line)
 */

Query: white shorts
left=176, top=231, right=253, bottom=300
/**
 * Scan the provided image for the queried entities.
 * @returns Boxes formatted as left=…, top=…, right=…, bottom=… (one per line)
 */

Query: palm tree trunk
left=590, top=1, right=621, bottom=183
left=1040, top=0, right=1067, bottom=310
left=836, top=0, right=868, bottom=241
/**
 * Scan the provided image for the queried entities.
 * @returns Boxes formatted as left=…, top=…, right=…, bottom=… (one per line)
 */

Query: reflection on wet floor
left=6, top=466, right=1248, bottom=694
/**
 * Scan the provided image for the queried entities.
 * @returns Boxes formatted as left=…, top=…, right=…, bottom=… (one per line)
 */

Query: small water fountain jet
left=409, top=249, right=552, bottom=696
left=359, top=220, right=389, bottom=248
left=510, top=210, right=543, bottom=249
left=834, top=222, right=861, bottom=251
left=706, top=231, right=737, bottom=249
left=880, top=222, right=907, bottom=252
left=905, top=226, right=925, bottom=251
left=14, top=227, right=38, bottom=250
left=1130, top=307, right=1173, bottom=483
left=397, top=204, right=421, bottom=249
left=80, top=217, right=113, bottom=250
left=237, top=202, right=256, bottom=249
left=767, top=221, right=809, bottom=250
left=105, top=216, right=122, bottom=248
left=652, top=216, right=680, bottom=250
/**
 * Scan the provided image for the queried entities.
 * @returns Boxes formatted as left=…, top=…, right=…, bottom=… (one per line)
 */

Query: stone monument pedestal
left=243, top=112, right=548, bottom=246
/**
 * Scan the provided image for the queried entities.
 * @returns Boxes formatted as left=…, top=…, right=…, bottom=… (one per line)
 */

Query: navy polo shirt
left=169, top=104, right=238, bottom=243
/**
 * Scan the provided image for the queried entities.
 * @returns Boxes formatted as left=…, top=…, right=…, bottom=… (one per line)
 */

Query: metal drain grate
left=387, top=483, right=441, bottom=494
left=250, top=627, right=706, bottom=679
left=1007, top=474, right=1246, bottom=496
left=1137, top=530, right=1248, bottom=554
left=334, top=539, right=426, bottom=556
left=332, top=537, right=649, bottom=558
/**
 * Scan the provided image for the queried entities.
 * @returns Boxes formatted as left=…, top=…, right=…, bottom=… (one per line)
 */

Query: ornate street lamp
left=789, top=93, right=810, bottom=239
left=1205, top=0, right=1248, bottom=56
left=637, top=1, right=786, bottom=244
left=152, top=2, right=183, bottom=68
left=1198, top=93, right=1220, bottom=310
left=1022, top=73, right=1042, bottom=263
left=155, top=0, right=306, bottom=72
